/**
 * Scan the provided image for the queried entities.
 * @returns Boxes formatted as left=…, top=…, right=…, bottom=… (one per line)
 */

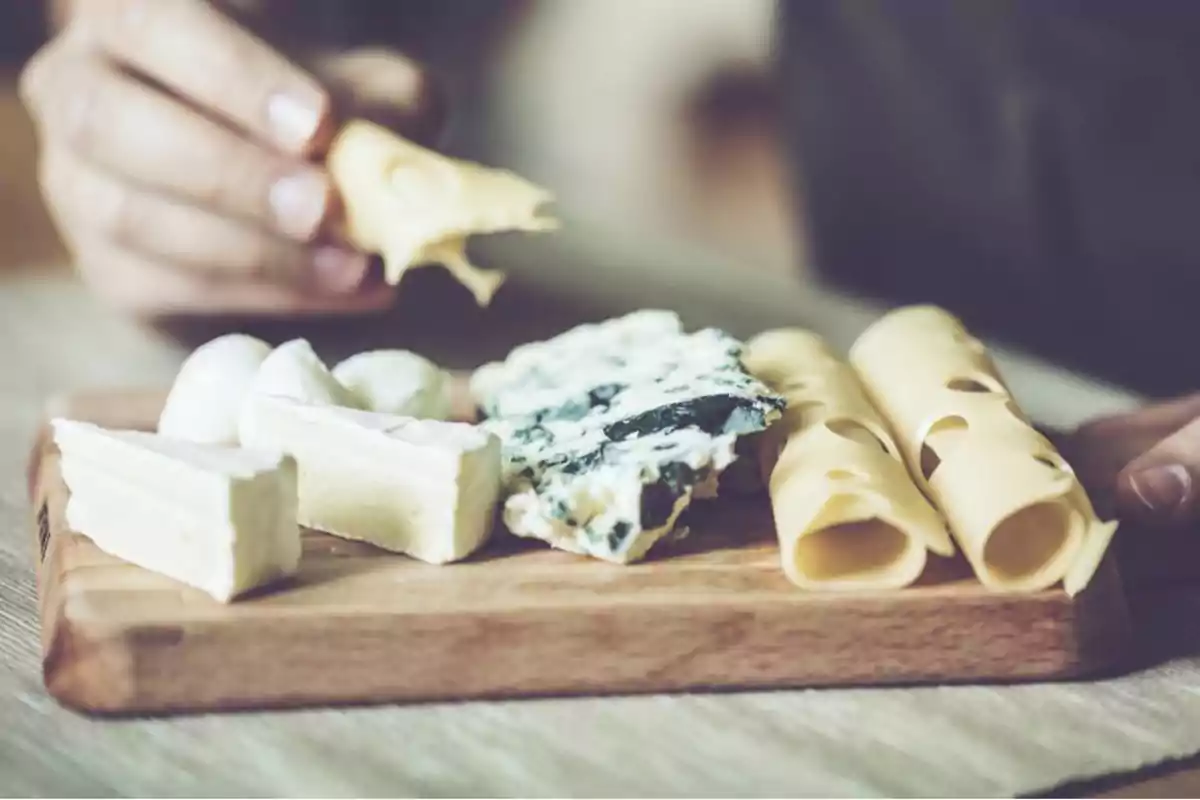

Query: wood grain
left=28, top=390, right=1136, bottom=716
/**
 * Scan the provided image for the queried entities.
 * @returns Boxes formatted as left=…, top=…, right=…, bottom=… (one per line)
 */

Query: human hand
left=20, top=0, right=440, bottom=319
left=1060, top=393, right=1200, bottom=526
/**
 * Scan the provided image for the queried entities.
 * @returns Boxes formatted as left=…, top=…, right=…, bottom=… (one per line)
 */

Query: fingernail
left=312, top=247, right=369, bottom=294
left=1129, top=463, right=1192, bottom=513
left=267, top=91, right=324, bottom=153
left=270, top=172, right=329, bottom=240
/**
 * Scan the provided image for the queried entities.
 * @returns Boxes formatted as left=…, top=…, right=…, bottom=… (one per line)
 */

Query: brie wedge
left=332, top=350, right=452, bottom=420
left=158, top=334, right=272, bottom=445
left=242, top=398, right=501, bottom=564
left=52, top=419, right=301, bottom=602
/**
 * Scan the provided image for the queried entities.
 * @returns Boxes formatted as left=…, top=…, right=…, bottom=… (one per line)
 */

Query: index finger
left=80, top=0, right=331, bottom=156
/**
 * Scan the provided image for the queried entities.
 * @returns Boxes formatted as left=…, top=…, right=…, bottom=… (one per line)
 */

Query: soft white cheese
left=241, top=398, right=501, bottom=564
left=52, top=419, right=300, bottom=603
left=158, top=334, right=272, bottom=445
left=239, top=338, right=359, bottom=449
left=332, top=349, right=452, bottom=419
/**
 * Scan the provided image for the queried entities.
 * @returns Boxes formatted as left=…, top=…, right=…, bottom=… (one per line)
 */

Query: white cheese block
left=242, top=398, right=501, bottom=564
left=52, top=419, right=301, bottom=603
left=332, top=350, right=452, bottom=419
left=158, top=334, right=272, bottom=445
left=239, top=338, right=359, bottom=449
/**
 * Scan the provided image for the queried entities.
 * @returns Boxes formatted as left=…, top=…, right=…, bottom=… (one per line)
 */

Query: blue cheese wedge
left=470, top=310, right=785, bottom=563
left=241, top=398, right=502, bottom=564
left=52, top=419, right=301, bottom=602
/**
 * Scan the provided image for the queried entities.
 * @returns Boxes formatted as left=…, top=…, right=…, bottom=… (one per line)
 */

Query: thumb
left=1117, top=416, right=1200, bottom=525
left=311, top=48, right=447, bottom=149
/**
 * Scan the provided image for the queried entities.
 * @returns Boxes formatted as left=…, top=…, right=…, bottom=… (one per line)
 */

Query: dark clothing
left=779, top=1, right=1200, bottom=397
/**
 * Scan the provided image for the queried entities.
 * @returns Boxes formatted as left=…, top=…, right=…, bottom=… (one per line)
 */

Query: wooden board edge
left=29, top=436, right=132, bottom=714
left=41, top=606, right=139, bottom=716
left=38, top=587, right=1131, bottom=719
left=31, top=502, right=1136, bottom=718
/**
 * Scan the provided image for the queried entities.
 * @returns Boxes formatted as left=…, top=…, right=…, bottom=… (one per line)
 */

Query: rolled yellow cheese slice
left=744, top=329, right=952, bottom=591
left=848, top=305, right=1118, bottom=595
left=326, top=119, right=558, bottom=305
left=743, top=329, right=901, bottom=471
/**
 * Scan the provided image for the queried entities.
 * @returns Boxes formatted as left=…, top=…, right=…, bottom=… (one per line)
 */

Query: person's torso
left=779, top=0, right=1200, bottom=397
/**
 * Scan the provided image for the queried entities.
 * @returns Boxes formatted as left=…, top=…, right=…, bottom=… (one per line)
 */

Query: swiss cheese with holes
left=849, top=305, right=1118, bottom=595
left=327, top=120, right=558, bottom=305
left=744, top=329, right=952, bottom=591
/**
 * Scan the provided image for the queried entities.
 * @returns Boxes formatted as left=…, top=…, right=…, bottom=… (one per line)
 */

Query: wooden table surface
left=5, top=71, right=1200, bottom=798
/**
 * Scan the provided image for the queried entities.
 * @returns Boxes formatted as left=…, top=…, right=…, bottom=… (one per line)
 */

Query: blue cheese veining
left=470, top=310, right=785, bottom=563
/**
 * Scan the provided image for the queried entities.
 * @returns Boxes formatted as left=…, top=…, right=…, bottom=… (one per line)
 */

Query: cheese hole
left=825, top=419, right=888, bottom=452
left=947, top=377, right=994, bottom=393
left=919, top=447, right=940, bottom=480
left=919, top=415, right=969, bottom=480
left=983, top=502, right=1071, bottom=584
left=794, top=517, right=910, bottom=583
left=1033, top=454, right=1064, bottom=470
left=1033, top=454, right=1073, bottom=480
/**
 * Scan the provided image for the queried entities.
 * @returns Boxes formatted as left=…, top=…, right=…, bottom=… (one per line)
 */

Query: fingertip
left=267, top=83, right=333, bottom=157
left=310, top=247, right=370, bottom=295
left=269, top=169, right=335, bottom=242
left=1118, top=461, right=1195, bottom=524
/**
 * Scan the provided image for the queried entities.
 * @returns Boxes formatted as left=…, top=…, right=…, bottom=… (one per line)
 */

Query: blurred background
left=0, top=1, right=1192, bottom=400
left=0, top=3, right=63, bottom=271
left=0, top=0, right=800, bottom=285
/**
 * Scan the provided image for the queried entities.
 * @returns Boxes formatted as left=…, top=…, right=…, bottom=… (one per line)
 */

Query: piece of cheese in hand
left=158, top=334, right=272, bottom=445
left=52, top=419, right=300, bottom=603
left=239, top=339, right=359, bottom=449
left=243, top=398, right=501, bottom=564
left=332, top=350, right=452, bottom=420
left=326, top=119, right=558, bottom=306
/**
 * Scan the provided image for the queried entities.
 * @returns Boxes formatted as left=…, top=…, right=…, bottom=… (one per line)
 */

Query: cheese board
left=30, top=386, right=1134, bottom=716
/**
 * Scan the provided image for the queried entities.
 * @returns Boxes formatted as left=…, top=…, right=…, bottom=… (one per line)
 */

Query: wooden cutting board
left=28, top=389, right=1135, bottom=716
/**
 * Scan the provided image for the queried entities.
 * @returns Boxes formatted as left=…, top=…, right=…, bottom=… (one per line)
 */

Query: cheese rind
left=52, top=419, right=300, bottom=602
left=158, top=334, right=272, bottom=445
left=472, top=310, right=784, bottom=563
left=332, top=350, right=452, bottom=420
left=241, top=398, right=501, bottom=564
